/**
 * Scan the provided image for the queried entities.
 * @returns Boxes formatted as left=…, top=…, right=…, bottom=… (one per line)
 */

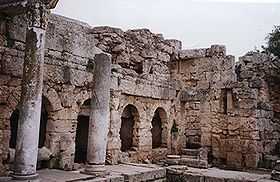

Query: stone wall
left=91, top=27, right=181, bottom=163
left=226, top=52, right=280, bottom=169
left=170, top=46, right=237, bottom=163
left=0, top=15, right=182, bottom=174
left=0, top=14, right=97, bottom=174
left=169, top=47, right=280, bottom=169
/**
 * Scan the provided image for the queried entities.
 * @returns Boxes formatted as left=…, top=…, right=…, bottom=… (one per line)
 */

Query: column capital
left=26, top=1, right=50, bottom=30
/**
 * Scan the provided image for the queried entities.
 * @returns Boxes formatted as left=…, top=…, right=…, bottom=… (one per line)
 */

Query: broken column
left=12, top=2, right=49, bottom=180
left=84, top=53, right=112, bottom=177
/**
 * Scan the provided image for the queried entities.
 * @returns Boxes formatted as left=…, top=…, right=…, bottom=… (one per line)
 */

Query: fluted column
left=13, top=2, right=49, bottom=180
left=84, top=53, right=111, bottom=177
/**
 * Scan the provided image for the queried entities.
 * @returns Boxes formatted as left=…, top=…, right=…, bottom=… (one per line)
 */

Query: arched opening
left=9, top=97, right=50, bottom=169
left=74, top=99, right=90, bottom=164
left=9, top=97, right=49, bottom=149
left=120, top=104, right=139, bottom=152
left=151, top=108, right=167, bottom=148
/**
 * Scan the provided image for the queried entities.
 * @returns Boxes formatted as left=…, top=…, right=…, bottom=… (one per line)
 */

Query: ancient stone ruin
left=0, top=0, right=280, bottom=181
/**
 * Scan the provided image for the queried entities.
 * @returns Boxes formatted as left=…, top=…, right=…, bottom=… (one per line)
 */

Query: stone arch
left=1, top=86, right=59, bottom=170
left=7, top=95, right=52, bottom=169
left=43, top=87, right=63, bottom=112
left=4, top=87, right=21, bottom=119
left=9, top=96, right=51, bottom=149
left=0, top=87, right=20, bottom=174
left=120, top=101, right=145, bottom=120
left=151, top=107, right=168, bottom=148
left=120, top=104, right=140, bottom=152
left=75, top=90, right=92, bottom=108
left=74, top=98, right=90, bottom=164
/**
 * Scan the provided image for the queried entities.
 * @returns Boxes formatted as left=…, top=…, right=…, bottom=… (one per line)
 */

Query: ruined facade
left=0, top=12, right=280, bottom=178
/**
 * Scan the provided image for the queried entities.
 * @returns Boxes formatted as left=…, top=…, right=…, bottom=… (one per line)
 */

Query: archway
left=9, top=97, right=50, bottom=169
left=120, top=104, right=139, bottom=152
left=74, top=99, right=90, bottom=164
left=151, top=108, right=167, bottom=148
left=9, top=97, right=49, bottom=149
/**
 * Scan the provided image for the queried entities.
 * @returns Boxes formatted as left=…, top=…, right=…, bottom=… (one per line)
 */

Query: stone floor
left=0, top=164, right=165, bottom=182
left=167, top=165, right=277, bottom=182
left=0, top=164, right=277, bottom=182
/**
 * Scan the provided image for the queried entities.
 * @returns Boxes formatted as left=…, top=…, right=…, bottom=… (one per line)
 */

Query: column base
left=12, top=173, right=39, bottom=181
left=81, top=164, right=109, bottom=177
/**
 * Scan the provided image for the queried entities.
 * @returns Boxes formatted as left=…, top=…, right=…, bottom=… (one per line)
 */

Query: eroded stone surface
left=167, top=166, right=276, bottom=182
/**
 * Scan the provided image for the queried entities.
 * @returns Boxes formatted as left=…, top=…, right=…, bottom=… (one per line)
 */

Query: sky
left=53, top=0, right=280, bottom=57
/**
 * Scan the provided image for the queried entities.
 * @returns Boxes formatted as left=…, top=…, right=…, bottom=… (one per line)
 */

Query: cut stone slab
left=167, top=166, right=277, bottom=182
left=38, top=169, right=124, bottom=182
left=179, top=158, right=208, bottom=169
left=106, top=164, right=166, bottom=182
left=181, top=149, right=200, bottom=156
left=4, top=164, right=165, bottom=182
left=38, top=169, right=101, bottom=181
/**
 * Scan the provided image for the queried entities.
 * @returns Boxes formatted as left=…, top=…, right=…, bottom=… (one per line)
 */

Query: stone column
left=13, top=2, right=49, bottom=180
left=84, top=53, right=111, bottom=177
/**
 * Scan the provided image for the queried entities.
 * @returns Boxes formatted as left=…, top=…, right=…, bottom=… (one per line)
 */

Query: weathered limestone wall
left=91, top=27, right=181, bottom=163
left=0, top=14, right=98, bottom=174
left=170, top=46, right=236, bottom=158
left=109, top=94, right=174, bottom=164
left=169, top=47, right=279, bottom=169
left=226, top=52, right=280, bottom=169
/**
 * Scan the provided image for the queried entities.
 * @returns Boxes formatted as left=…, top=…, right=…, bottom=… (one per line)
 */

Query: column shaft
left=85, top=53, right=111, bottom=176
left=13, top=2, right=49, bottom=179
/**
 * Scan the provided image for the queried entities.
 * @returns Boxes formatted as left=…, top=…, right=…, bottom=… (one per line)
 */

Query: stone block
left=183, top=172, right=205, bottom=182
left=179, top=49, right=207, bottom=60
left=227, top=152, right=243, bottom=169
left=50, top=109, right=78, bottom=120
left=207, top=45, right=226, bottom=57
left=2, top=54, right=23, bottom=77
left=165, top=39, right=182, bottom=51
left=244, top=154, right=258, bottom=168
left=47, top=119, right=76, bottom=133
left=205, top=176, right=225, bottom=182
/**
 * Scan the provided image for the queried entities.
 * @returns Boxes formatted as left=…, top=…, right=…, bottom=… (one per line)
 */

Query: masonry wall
left=227, top=52, right=280, bottom=169
left=170, top=46, right=237, bottom=161
left=169, top=47, right=280, bottom=169
left=0, top=14, right=97, bottom=175
left=0, top=15, right=182, bottom=175
left=91, top=27, right=182, bottom=164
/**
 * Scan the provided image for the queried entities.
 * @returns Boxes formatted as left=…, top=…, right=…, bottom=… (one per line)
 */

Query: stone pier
left=84, top=53, right=112, bottom=177
left=12, top=2, right=49, bottom=180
